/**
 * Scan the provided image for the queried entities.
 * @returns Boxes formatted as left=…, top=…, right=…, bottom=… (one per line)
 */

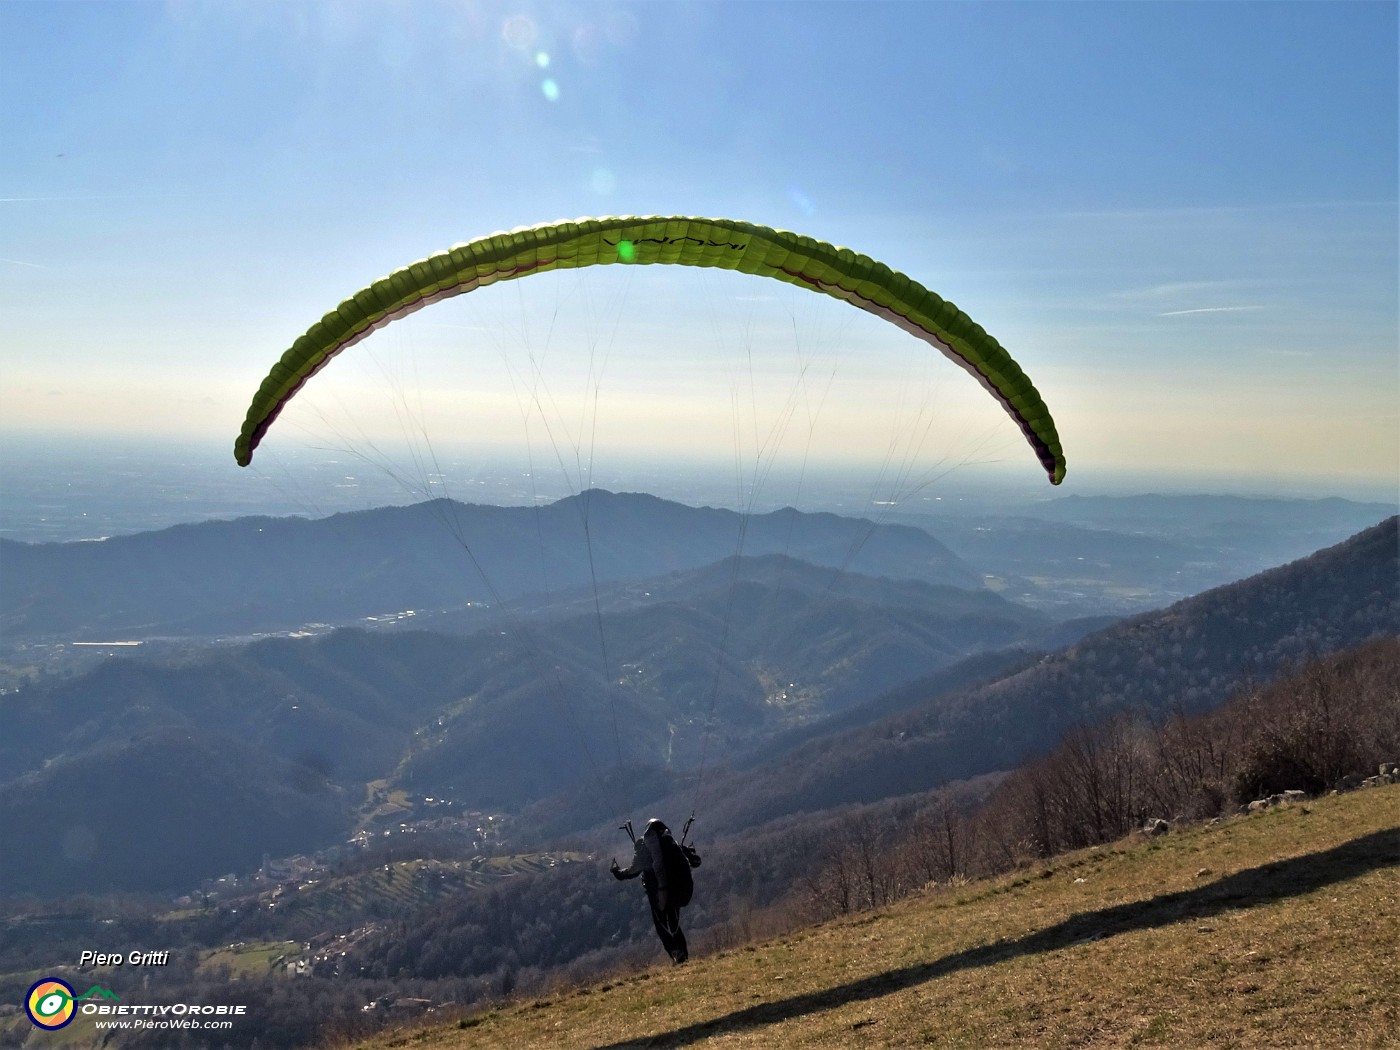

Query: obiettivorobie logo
left=25, top=978, right=118, bottom=1030
left=23, top=977, right=247, bottom=1033
left=24, top=980, right=122, bottom=1029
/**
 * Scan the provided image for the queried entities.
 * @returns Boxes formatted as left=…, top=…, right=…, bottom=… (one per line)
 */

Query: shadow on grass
left=592, top=827, right=1399, bottom=1049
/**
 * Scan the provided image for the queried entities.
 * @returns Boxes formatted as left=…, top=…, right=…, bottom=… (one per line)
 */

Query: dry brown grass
left=342, top=785, right=1398, bottom=1050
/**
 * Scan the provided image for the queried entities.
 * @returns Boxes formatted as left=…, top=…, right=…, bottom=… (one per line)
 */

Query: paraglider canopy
left=233, top=215, right=1065, bottom=485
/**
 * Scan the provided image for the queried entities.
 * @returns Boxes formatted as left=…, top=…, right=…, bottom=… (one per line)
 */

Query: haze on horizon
left=2, top=2, right=1396, bottom=510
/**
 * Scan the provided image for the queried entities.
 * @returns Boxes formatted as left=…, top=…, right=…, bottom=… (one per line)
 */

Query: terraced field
left=239, top=854, right=589, bottom=935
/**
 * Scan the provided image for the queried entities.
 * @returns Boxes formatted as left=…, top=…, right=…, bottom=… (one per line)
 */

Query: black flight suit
left=611, top=821, right=699, bottom=963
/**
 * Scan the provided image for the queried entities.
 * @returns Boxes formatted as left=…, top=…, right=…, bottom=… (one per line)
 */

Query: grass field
left=345, top=784, right=1398, bottom=1049
left=200, top=940, right=305, bottom=978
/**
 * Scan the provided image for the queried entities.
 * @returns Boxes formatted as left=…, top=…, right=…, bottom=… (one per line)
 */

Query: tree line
left=800, top=635, right=1399, bottom=920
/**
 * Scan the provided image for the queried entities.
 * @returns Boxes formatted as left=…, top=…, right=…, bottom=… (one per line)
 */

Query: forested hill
left=0, top=490, right=979, bottom=640
left=624, top=516, right=1400, bottom=835
left=0, top=555, right=1045, bottom=896
left=2, top=517, right=1391, bottom=896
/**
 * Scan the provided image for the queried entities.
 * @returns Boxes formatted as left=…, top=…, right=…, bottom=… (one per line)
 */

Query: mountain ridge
left=0, top=490, right=980, bottom=641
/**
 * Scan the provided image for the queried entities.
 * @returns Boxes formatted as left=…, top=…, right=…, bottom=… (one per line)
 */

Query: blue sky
left=3, top=0, right=1396, bottom=500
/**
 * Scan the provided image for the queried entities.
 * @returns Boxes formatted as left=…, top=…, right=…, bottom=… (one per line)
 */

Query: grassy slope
left=346, top=785, right=1398, bottom=1050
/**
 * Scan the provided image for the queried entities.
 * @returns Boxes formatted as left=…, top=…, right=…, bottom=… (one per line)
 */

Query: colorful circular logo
left=25, top=978, right=76, bottom=1030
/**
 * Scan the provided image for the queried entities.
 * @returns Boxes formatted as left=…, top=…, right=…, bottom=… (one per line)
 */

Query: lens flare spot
left=535, top=50, right=550, bottom=68
left=540, top=78, right=560, bottom=102
left=501, top=14, right=537, bottom=50
left=616, top=240, right=636, bottom=262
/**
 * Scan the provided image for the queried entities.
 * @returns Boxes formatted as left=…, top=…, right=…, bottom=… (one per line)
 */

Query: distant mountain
left=0, top=555, right=1045, bottom=896
left=0, top=490, right=980, bottom=641
left=463, top=551, right=1045, bottom=634
left=1014, top=493, right=1394, bottom=538
left=891, top=494, right=1395, bottom=617
left=617, top=517, right=1400, bottom=835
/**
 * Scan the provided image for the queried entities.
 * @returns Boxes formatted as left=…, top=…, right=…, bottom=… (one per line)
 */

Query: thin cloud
left=1, top=258, right=47, bottom=269
left=1158, top=305, right=1266, bottom=317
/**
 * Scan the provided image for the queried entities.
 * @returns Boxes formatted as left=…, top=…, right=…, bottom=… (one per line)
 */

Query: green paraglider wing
left=234, top=216, right=1065, bottom=484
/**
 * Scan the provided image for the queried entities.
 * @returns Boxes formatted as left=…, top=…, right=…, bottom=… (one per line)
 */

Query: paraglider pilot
left=611, top=818, right=701, bottom=964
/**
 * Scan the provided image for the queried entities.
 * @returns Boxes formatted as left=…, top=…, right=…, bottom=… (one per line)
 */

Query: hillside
left=0, top=556, right=1047, bottom=895
left=0, top=730, right=350, bottom=895
left=344, top=785, right=1400, bottom=1050
left=586, top=517, right=1399, bottom=835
